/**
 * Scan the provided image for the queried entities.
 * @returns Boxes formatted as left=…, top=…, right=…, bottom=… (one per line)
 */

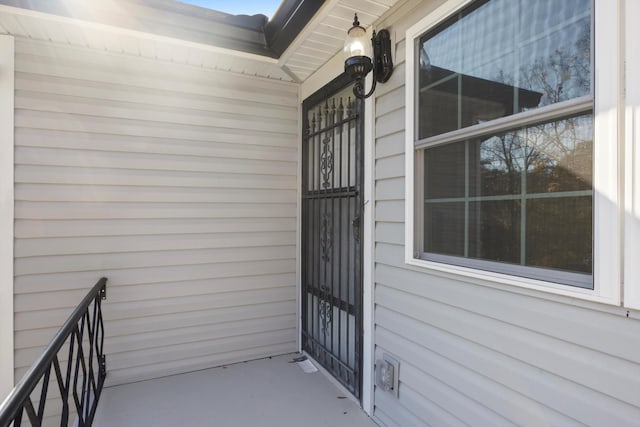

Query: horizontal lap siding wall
left=13, top=38, right=299, bottom=389
left=372, top=1, right=640, bottom=426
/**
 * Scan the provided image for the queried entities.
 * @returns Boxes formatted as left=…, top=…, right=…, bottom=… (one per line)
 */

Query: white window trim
left=0, top=35, right=14, bottom=400
left=624, top=0, right=640, bottom=311
left=404, top=0, right=622, bottom=305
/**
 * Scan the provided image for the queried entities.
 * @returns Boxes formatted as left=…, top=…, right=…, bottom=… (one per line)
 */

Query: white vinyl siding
left=12, top=37, right=299, bottom=393
left=370, top=0, right=640, bottom=426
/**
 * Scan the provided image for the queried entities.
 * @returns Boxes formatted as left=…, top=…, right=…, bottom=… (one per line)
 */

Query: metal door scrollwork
left=320, top=136, right=334, bottom=189
left=318, top=285, right=333, bottom=335
left=320, top=213, right=333, bottom=262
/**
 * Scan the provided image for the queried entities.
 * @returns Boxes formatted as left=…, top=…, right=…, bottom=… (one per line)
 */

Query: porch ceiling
left=277, top=0, right=400, bottom=82
left=0, top=0, right=401, bottom=83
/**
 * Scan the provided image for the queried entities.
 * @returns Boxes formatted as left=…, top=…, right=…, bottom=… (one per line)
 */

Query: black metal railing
left=0, top=277, right=108, bottom=427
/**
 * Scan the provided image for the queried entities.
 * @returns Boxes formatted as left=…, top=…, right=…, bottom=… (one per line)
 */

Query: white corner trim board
left=362, top=79, right=375, bottom=416
left=623, top=0, right=640, bottom=310
left=0, top=35, right=15, bottom=401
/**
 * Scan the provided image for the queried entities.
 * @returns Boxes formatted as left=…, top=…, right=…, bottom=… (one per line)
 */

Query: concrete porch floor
left=94, top=353, right=378, bottom=427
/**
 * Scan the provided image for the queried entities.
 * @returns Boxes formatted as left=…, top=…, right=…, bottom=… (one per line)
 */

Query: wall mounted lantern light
left=343, top=13, right=393, bottom=99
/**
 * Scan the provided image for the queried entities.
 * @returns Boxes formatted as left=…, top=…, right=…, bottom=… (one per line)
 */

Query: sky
left=177, top=0, right=283, bottom=18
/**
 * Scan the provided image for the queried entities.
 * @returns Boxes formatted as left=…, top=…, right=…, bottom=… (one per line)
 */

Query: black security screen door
left=301, top=75, right=363, bottom=399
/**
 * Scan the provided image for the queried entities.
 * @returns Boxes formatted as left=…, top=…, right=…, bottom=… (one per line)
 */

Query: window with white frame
left=410, top=0, right=597, bottom=288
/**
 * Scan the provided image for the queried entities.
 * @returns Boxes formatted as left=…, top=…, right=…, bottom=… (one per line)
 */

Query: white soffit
left=279, top=0, right=401, bottom=82
left=0, top=0, right=403, bottom=83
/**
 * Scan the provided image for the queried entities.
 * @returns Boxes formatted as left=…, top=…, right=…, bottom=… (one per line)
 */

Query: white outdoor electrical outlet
left=375, top=354, right=399, bottom=398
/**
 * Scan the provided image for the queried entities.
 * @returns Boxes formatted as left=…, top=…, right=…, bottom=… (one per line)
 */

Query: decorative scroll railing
left=0, top=277, right=108, bottom=427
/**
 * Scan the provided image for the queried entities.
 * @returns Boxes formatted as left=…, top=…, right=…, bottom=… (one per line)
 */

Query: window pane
left=418, top=0, right=591, bottom=139
left=468, top=114, right=592, bottom=196
left=519, top=1, right=591, bottom=106
left=424, top=142, right=465, bottom=198
left=469, top=133, right=524, bottom=197
left=526, top=115, right=593, bottom=193
left=424, top=202, right=464, bottom=256
left=526, top=196, right=592, bottom=273
left=422, top=113, right=592, bottom=282
left=468, top=200, right=520, bottom=264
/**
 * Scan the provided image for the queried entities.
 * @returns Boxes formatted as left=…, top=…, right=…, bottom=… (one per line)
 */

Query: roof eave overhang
left=0, top=0, right=325, bottom=60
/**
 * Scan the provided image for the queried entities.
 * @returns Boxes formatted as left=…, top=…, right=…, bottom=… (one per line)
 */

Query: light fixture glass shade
left=343, top=14, right=373, bottom=83
left=343, top=19, right=371, bottom=60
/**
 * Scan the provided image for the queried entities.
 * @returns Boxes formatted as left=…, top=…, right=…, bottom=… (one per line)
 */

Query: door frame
left=361, top=79, right=374, bottom=416
left=297, top=71, right=375, bottom=414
